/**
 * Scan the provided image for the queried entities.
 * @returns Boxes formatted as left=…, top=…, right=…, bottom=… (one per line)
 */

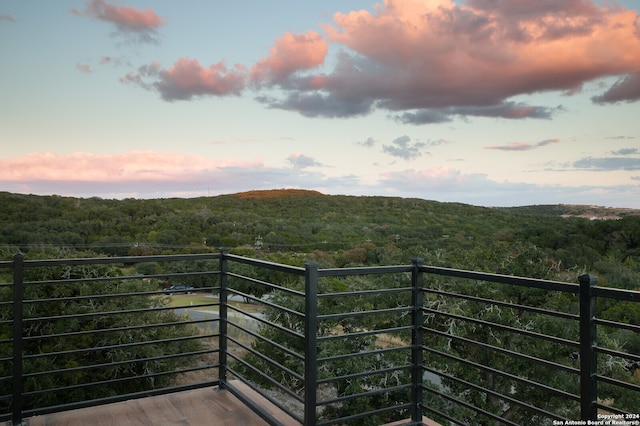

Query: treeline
left=0, top=190, right=639, bottom=283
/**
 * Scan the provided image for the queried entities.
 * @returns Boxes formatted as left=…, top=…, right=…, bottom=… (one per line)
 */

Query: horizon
left=1, top=1, right=640, bottom=209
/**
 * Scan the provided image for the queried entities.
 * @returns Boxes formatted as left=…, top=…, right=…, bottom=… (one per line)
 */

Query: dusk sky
left=2, top=0, right=640, bottom=208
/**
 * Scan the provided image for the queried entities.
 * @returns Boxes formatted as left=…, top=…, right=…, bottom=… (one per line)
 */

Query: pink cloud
left=0, top=151, right=262, bottom=183
left=72, top=0, right=165, bottom=42
left=485, top=138, right=561, bottom=151
left=0, top=13, right=15, bottom=22
left=76, top=63, right=93, bottom=73
left=121, top=58, right=247, bottom=101
left=311, top=0, right=640, bottom=120
left=251, top=31, right=328, bottom=86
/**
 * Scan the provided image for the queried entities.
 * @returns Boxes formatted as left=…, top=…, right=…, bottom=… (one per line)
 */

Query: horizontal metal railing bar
left=422, top=386, right=521, bottom=426
left=225, top=253, right=306, bottom=275
left=593, top=403, right=629, bottom=416
left=317, top=265, right=413, bottom=277
left=228, top=304, right=305, bottom=341
left=317, top=345, right=410, bottom=364
left=224, top=372, right=304, bottom=424
left=423, top=326, right=579, bottom=375
left=316, top=364, right=412, bottom=387
left=21, top=380, right=221, bottom=419
left=23, top=273, right=218, bottom=289
left=422, top=307, right=580, bottom=348
left=23, top=348, right=219, bottom=380
left=317, top=306, right=412, bottom=322
left=228, top=288, right=304, bottom=319
left=226, top=320, right=305, bottom=362
left=227, top=335, right=305, bottom=383
left=226, top=358, right=304, bottom=404
left=22, top=316, right=219, bottom=345
left=316, top=286, right=413, bottom=299
left=23, top=333, right=215, bottom=361
left=420, top=265, right=580, bottom=294
left=596, top=373, right=640, bottom=393
left=316, top=402, right=413, bottom=426
left=19, top=253, right=220, bottom=268
left=227, top=271, right=305, bottom=298
left=317, top=383, right=412, bottom=407
left=595, top=318, right=640, bottom=333
left=595, top=346, right=640, bottom=363
left=422, top=287, right=580, bottom=320
left=317, top=325, right=413, bottom=343
left=21, top=301, right=217, bottom=324
left=593, top=286, right=640, bottom=302
left=24, top=362, right=219, bottom=398
left=422, top=347, right=580, bottom=401
left=424, top=366, right=566, bottom=421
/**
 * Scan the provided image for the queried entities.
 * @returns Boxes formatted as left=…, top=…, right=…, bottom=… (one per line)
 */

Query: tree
left=0, top=248, right=203, bottom=412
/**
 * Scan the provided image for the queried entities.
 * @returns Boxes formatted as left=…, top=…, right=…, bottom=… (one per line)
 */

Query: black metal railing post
left=579, top=273, right=598, bottom=420
left=304, top=261, right=319, bottom=426
left=218, top=248, right=229, bottom=389
left=12, top=253, right=25, bottom=426
left=411, top=257, right=425, bottom=424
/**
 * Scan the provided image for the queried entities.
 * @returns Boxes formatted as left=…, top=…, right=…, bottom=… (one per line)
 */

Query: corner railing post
left=304, top=261, right=319, bottom=426
left=579, top=273, right=597, bottom=420
left=411, top=257, right=425, bottom=424
left=218, top=248, right=229, bottom=389
left=12, top=253, right=25, bottom=426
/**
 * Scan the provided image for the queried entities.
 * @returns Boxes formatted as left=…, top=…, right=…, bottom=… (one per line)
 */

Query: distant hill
left=497, top=204, right=640, bottom=220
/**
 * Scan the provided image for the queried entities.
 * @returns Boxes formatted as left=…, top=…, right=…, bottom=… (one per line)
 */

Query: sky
left=1, top=0, right=640, bottom=208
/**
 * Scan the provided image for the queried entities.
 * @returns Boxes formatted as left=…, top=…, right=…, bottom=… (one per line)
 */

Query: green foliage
left=0, top=248, right=203, bottom=412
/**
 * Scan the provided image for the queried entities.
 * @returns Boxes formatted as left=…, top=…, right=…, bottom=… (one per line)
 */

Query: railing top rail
left=10, top=252, right=220, bottom=268
left=223, top=253, right=306, bottom=275
left=593, top=286, right=640, bottom=302
left=420, top=265, right=580, bottom=293
left=317, top=265, right=412, bottom=277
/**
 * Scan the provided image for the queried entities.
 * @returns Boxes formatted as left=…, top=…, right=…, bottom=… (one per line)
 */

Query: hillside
left=1, top=190, right=639, bottom=280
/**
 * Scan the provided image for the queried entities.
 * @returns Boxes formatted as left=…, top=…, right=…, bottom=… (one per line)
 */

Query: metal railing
left=1, top=251, right=639, bottom=425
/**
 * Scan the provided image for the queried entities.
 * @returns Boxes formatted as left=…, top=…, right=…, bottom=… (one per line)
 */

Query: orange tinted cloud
left=251, top=31, right=328, bottom=86
left=72, top=0, right=165, bottom=42
left=0, top=151, right=261, bottom=182
left=121, top=58, right=247, bottom=101
left=312, top=0, right=640, bottom=121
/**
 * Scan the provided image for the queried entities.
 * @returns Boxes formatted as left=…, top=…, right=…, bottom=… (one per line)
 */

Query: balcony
left=1, top=251, right=639, bottom=425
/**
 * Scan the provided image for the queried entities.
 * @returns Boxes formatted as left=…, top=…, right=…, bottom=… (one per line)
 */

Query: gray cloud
left=0, top=13, right=15, bottom=22
left=287, top=153, right=323, bottom=169
left=382, top=136, right=426, bottom=160
left=356, top=137, right=377, bottom=148
left=394, top=103, right=560, bottom=125
left=573, top=157, right=640, bottom=171
left=592, top=73, right=640, bottom=104
left=611, top=148, right=639, bottom=156
left=485, top=138, right=560, bottom=151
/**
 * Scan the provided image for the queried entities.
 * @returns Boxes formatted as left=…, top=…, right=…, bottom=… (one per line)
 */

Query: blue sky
left=1, top=0, right=640, bottom=207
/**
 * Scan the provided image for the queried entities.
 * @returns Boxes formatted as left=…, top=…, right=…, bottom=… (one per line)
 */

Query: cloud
left=612, top=148, right=639, bottom=156
left=0, top=13, right=15, bottom=22
left=126, top=0, right=640, bottom=123
left=382, top=135, right=426, bottom=160
left=573, top=157, right=640, bottom=171
left=120, top=58, right=247, bottom=101
left=287, top=153, right=323, bottom=169
left=72, top=0, right=165, bottom=43
left=76, top=63, right=93, bottom=73
left=356, top=137, right=377, bottom=148
left=592, top=72, right=640, bottom=104
left=485, top=138, right=560, bottom=151
left=251, top=31, right=328, bottom=86
left=0, top=151, right=359, bottom=199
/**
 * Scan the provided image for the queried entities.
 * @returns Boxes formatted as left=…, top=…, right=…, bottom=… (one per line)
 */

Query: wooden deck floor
left=9, top=382, right=436, bottom=426
left=14, top=382, right=299, bottom=426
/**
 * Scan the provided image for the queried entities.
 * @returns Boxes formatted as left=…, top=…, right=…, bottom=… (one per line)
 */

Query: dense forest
left=1, top=189, right=639, bottom=424
left=1, top=189, right=640, bottom=280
